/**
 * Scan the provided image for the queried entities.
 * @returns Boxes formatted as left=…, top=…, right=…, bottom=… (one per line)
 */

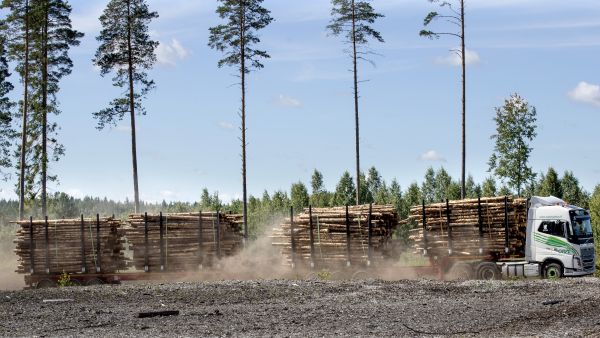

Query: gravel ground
left=1, top=277, right=600, bottom=337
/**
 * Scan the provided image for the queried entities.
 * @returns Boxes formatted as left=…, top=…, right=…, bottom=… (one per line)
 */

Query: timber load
left=406, top=196, right=527, bottom=258
left=14, top=217, right=127, bottom=275
left=125, top=212, right=243, bottom=272
left=272, top=204, right=399, bottom=268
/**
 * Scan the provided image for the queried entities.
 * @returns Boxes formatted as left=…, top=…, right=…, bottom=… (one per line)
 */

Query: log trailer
left=412, top=196, right=596, bottom=280
left=14, top=212, right=242, bottom=288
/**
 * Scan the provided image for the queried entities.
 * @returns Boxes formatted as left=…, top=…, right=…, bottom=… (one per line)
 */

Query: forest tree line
left=2, top=166, right=599, bottom=242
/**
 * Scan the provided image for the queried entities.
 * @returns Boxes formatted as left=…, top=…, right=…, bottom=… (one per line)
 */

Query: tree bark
left=351, top=0, right=360, bottom=206
left=240, top=2, right=248, bottom=241
left=126, top=0, right=141, bottom=213
left=18, top=0, right=30, bottom=220
left=41, top=2, right=49, bottom=217
left=460, top=0, right=466, bottom=200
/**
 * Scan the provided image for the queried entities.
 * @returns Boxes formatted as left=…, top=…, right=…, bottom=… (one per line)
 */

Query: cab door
left=534, top=221, right=577, bottom=265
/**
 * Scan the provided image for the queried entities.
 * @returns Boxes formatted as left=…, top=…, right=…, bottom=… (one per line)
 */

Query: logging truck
left=413, top=196, right=596, bottom=280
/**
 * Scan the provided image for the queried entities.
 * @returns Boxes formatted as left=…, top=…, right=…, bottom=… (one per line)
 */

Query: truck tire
left=476, top=262, right=501, bottom=280
left=351, top=270, right=369, bottom=280
left=543, top=262, right=563, bottom=279
left=446, top=262, right=473, bottom=280
left=85, top=278, right=105, bottom=286
left=36, top=279, right=57, bottom=289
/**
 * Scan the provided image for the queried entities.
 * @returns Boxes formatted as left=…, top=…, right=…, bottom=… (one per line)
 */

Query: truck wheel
left=351, top=270, right=369, bottom=280
left=36, top=279, right=57, bottom=289
left=477, top=262, right=501, bottom=280
left=446, top=263, right=473, bottom=280
left=69, top=279, right=82, bottom=286
left=543, top=263, right=563, bottom=279
left=85, top=278, right=105, bottom=286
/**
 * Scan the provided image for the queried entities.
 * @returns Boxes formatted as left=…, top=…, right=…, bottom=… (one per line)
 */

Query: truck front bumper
left=564, top=267, right=595, bottom=277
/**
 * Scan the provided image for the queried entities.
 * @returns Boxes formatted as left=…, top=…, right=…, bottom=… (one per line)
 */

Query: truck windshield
left=570, top=217, right=593, bottom=237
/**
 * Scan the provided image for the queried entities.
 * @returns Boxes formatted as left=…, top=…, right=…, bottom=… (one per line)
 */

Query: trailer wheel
left=543, top=262, right=563, bottom=279
left=477, top=262, right=501, bottom=280
left=304, top=272, right=317, bottom=280
left=446, top=263, right=473, bottom=280
left=36, top=279, right=57, bottom=289
left=85, top=278, right=105, bottom=286
left=351, top=270, right=369, bottom=280
left=68, top=279, right=82, bottom=286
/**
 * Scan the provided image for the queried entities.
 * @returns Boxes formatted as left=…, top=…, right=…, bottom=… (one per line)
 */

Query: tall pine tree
left=3, top=0, right=81, bottom=216
left=0, top=24, right=15, bottom=181
left=327, top=0, right=384, bottom=205
left=421, top=0, right=468, bottom=199
left=93, top=0, right=159, bottom=213
left=2, top=0, right=32, bottom=219
left=208, top=0, right=273, bottom=240
left=33, top=0, right=82, bottom=216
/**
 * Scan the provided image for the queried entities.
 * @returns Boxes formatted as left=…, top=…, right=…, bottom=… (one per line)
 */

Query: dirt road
left=1, top=278, right=599, bottom=337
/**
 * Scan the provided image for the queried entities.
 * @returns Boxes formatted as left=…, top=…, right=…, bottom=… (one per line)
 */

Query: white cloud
left=435, top=49, right=481, bottom=67
left=71, top=4, right=104, bottom=35
left=277, top=95, right=303, bottom=108
left=156, top=39, right=190, bottom=66
left=218, top=122, right=234, bottom=130
left=568, top=82, right=600, bottom=107
left=420, top=150, right=446, bottom=162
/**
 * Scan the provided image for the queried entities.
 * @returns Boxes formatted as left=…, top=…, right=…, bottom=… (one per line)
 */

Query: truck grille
left=581, top=246, right=595, bottom=270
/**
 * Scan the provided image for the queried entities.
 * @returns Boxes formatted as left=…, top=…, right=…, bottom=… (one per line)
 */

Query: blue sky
left=1, top=0, right=600, bottom=203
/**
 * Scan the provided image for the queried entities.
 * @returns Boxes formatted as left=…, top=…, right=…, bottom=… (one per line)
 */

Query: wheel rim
left=480, top=268, right=496, bottom=280
left=547, top=266, right=560, bottom=279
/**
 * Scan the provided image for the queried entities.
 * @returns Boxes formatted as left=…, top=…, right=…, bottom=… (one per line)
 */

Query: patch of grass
left=317, top=270, right=332, bottom=281
left=57, top=271, right=74, bottom=287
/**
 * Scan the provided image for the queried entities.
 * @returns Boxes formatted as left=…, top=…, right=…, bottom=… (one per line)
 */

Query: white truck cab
left=525, top=196, right=595, bottom=278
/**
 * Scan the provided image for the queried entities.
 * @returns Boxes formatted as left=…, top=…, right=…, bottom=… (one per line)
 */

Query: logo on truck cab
left=533, top=232, right=578, bottom=255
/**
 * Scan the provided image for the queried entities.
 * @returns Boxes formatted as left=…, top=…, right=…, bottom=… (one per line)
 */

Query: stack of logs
left=14, top=217, right=127, bottom=275
left=125, top=212, right=244, bottom=272
left=407, top=197, right=527, bottom=258
left=272, top=204, right=398, bottom=268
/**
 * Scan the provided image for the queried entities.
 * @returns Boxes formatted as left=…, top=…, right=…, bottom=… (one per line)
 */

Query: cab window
left=538, top=221, right=564, bottom=237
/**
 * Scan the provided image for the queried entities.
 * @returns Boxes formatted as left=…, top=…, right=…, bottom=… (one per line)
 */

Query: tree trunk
left=126, top=0, right=140, bottom=213
left=460, top=0, right=466, bottom=200
left=351, top=0, right=360, bottom=206
left=41, top=2, right=49, bottom=217
left=240, top=2, right=248, bottom=241
left=18, top=0, right=30, bottom=220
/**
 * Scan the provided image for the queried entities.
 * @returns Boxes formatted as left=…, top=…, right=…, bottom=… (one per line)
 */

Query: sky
left=1, top=0, right=600, bottom=203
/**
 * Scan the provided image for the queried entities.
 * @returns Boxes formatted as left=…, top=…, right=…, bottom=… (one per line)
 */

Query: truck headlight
left=574, top=257, right=582, bottom=268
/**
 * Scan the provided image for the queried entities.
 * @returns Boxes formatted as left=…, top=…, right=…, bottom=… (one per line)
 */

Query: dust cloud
left=0, top=225, right=22, bottom=290
left=0, top=217, right=441, bottom=290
